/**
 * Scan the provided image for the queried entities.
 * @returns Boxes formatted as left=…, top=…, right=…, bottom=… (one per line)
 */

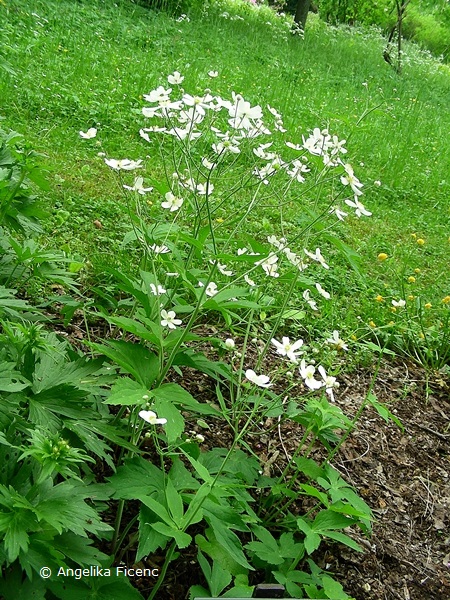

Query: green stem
left=146, top=540, right=177, bottom=600
left=111, top=499, right=125, bottom=555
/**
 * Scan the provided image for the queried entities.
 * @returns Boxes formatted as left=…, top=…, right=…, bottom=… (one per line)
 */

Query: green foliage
left=1, top=0, right=448, bottom=597
left=319, top=0, right=392, bottom=27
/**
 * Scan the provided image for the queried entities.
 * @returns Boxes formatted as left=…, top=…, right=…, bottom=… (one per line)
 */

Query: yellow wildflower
left=407, top=276, right=416, bottom=283
left=375, top=295, right=384, bottom=302
left=377, top=253, right=388, bottom=261
left=424, top=302, right=432, bottom=309
left=414, top=268, right=421, bottom=273
left=416, top=238, right=425, bottom=246
left=408, top=295, right=415, bottom=301
left=442, top=296, right=450, bottom=304
left=369, top=321, right=376, bottom=328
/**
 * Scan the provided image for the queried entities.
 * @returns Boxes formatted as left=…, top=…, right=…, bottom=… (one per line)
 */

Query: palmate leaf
left=150, top=521, right=192, bottom=549
left=203, top=514, right=253, bottom=571
left=35, top=482, right=112, bottom=538
left=151, top=383, right=221, bottom=416
left=90, top=340, right=159, bottom=388
left=0, top=362, right=29, bottom=392
left=197, top=550, right=233, bottom=597
left=196, top=529, right=249, bottom=578
left=106, top=456, right=165, bottom=501
left=245, top=526, right=284, bottom=566
left=0, top=563, right=48, bottom=600
left=103, top=378, right=148, bottom=406
left=32, top=349, right=104, bottom=394
left=137, top=504, right=170, bottom=559
left=48, top=572, right=144, bottom=600
left=173, top=348, right=233, bottom=383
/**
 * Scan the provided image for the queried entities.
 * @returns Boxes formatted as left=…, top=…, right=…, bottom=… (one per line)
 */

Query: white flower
left=139, top=410, right=167, bottom=425
left=168, top=71, right=184, bottom=85
left=123, top=176, right=153, bottom=195
left=208, top=70, right=218, bottom=78
left=244, top=274, right=256, bottom=287
left=202, top=157, right=215, bottom=170
left=237, top=247, right=248, bottom=255
left=392, top=299, right=406, bottom=307
left=150, top=244, right=170, bottom=254
left=271, top=337, right=304, bottom=362
left=245, top=369, right=272, bottom=388
left=162, top=192, right=184, bottom=212
left=286, top=141, right=303, bottom=150
left=286, top=159, right=309, bottom=183
left=79, top=127, right=97, bottom=139
left=149, top=283, right=166, bottom=295
left=344, top=197, right=372, bottom=217
left=258, top=254, right=279, bottom=278
left=143, top=85, right=172, bottom=103
left=329, top=205, right=348, bottom=221
left=315, top=283, right=331, bottom=299
left=182, top=92, right=214, bottom=115
left=196, top=182, right=214, bottom=195
left=303, top=289, right=318, bottom=311
left=104, top=158, right=143, bottom=171
left=166, top=272, right=179, bottom=277
left=374, top=180, right=382, bottom=186
left=304, top=248, right=329, bottom=270
left=215, top=262, right=233, bottom=276
left=325, top=330, right=348, bottom=351
left=318, top=366, right=339, bottom=401
left=340, top=163, right=364, bottom=196
left=166, top=126, right=201, bottom=141
left=299, top=360, right=323, bottom=390
left=224, top=338, right=235, bottom=350
left=161, top=309, right=182, bottom=329
left=228, top=94, right=263, bottom=130
left=302, top=128, right=331, bottom=156
left=199, top=281, right=218, bottom=297
left=177, top=108, right=204, bottom=125
left=195, top=433, right=205, bottom=443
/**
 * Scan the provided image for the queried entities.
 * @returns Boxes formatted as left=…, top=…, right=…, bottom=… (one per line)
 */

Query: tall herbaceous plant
left=89, top=71, right=374, bottom=599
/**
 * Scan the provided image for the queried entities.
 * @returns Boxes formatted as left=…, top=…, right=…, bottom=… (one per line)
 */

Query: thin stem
left=146, top=540, right=177, bottom=600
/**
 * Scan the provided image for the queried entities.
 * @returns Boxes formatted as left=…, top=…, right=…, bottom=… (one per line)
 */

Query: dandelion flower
left=377, top=253, right=388, bottom=261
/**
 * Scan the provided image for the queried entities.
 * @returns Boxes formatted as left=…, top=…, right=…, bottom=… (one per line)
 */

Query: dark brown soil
left=112, top=359, right=450, bottom=600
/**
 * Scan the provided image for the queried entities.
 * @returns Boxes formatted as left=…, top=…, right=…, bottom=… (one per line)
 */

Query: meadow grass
left=1, top=0, right=449, bottom=363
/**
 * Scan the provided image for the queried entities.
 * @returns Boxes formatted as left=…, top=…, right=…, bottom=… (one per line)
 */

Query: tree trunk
left=294, top=0, right=311, bottom=29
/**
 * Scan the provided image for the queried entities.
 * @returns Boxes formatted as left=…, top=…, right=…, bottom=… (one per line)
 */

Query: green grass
left=1, top=0, right=449, bottom=364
